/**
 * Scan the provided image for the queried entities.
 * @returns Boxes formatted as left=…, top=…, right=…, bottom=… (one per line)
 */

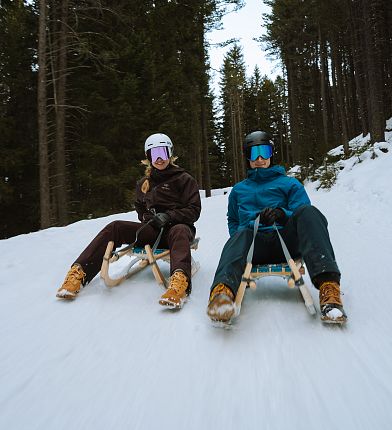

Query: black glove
left=259, top=207, right=288, bottom=226
left=150, top=212, right=171, bottom=229
left=142, top=212, right=154, bottom=223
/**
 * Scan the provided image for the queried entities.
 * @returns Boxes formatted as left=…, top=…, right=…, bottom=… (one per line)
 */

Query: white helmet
left=144, top=133, right=173, bottom=156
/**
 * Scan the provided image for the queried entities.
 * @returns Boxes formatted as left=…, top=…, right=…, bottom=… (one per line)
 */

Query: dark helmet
left=243, top=131, right=273, bottom=153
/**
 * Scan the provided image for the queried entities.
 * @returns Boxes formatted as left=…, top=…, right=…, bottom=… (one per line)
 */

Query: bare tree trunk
left=197, top=10, right=211, bottom=194
left=55, top=0, right=69, bottom=225
left=286, top=58, right=300, bottom=163
left=190, top=91, right=202, bottom=186
left=363, top=0, right=386, bottom=143
left=349, top=0, right=369, bottom=135
left=331, top=41, right=349, bottom=154
left=281, top=71, right=292, bottom=164
left=194, top=131, right=202, bottom=186
left=385, top=0, right=392, bottom=115
left=318, top=25, right=329, bottom=153
left=201, top=101, right=211, bottom=197
left=230, top=96, right=239, bottom=183
left=343, top=50, right=357, bottom=137
left=330, top=54, right=342, bottom=149
left=236, top=95, right=245, bottom=178
left=38, top=0, right=51, bottom=228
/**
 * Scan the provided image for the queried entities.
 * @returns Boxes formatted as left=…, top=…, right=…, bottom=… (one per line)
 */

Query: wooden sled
left=100, top=238, right=200, bottom=288
left=234, top=259, right=316, bottom=316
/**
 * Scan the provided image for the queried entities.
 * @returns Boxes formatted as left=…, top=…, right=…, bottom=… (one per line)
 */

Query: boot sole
left=159, top=297, right=185, bottom=309
left=207, top=308, right=235, bottom=323
left=56, top=289, right=78, bottom=300
left=321, top=316, right=347, bottom=324
left=320, top=304, right=347, bottom=324
left=207, top=295, right=235, bottom=323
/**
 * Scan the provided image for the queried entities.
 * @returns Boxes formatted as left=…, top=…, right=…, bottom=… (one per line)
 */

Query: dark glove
left=142, top=212, right=154, bottom=223
left=259, top=207, right=288, bottom=226
left=150, top=212, right=171, bottom=229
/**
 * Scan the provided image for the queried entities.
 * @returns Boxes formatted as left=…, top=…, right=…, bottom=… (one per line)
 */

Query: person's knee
left=168, top=224, right=192, bottom=240
left=294, top=205, right=325, bottom=221
left=233, top=228, right=253, bottom=241
left=294, top=205, right=328, bottom=228
left=101, top=221, right=131, bottom=241
left=103, top=220, right=120, bottom=233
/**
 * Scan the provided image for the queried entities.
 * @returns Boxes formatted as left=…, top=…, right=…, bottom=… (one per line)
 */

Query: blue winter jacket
left=227, top=166, right=311, bottom=237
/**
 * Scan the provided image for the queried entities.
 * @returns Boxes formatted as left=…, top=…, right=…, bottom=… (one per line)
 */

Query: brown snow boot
left=319, top=281, right=347, bottom=324
left=56, top=264, right=86, bottom=300
left=159, top=270, right=189, bottom=309
left=207, top=283, right=235, bottom=323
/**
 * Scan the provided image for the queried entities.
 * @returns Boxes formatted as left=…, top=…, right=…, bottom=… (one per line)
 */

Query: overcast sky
left=207, top=0, right=281, bottom=94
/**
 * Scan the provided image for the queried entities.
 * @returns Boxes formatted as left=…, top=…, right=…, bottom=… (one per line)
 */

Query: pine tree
left=0, top=0, right=39, bottom=238
left=219, top=44, right=247, bottom=183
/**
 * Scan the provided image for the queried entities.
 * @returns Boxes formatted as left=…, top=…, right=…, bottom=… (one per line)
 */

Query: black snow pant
left=211, top=205, right=340, bottom=296
left=74, top=221, right=195, bottom=286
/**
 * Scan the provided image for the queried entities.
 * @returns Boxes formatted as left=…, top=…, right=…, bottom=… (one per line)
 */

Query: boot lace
left=210, top=283, right=234, bottom=302
left=64, top=265, right=86, bottom=288
left=320, top=282, right=342, bottom=306
left=169, top=271, right=188, bottom=294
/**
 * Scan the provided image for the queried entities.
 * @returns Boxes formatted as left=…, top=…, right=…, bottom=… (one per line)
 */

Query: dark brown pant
left=74, top=221, right=195, bottom=284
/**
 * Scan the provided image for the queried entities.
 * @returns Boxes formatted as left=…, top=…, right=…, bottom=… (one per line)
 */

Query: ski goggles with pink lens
left=247, top=144, right=273, bottom=161
left=147, top=146, right=171, bottom=163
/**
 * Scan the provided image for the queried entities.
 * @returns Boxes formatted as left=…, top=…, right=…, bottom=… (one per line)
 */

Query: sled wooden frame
left=234, top=259, right=316, bottom=316
left=100, top=238, right=200, bottom=288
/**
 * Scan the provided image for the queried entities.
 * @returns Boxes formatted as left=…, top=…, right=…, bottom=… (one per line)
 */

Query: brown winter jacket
left=134, top=164, right=201, bottom=229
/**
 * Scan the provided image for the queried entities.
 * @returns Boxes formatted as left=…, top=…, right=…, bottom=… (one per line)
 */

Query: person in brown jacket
left=56, top=133, right=201, bottom=309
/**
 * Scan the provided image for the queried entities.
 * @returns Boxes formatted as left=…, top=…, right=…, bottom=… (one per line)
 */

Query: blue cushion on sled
left=132, top=247, right=167, bottom=255
left=251, top=263, right=291, bottom=274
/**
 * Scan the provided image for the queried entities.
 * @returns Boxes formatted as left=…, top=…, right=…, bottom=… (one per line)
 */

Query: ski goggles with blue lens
left=247, top=144, right=273, bottom=161
left=147, top=146, right=171, bottom=163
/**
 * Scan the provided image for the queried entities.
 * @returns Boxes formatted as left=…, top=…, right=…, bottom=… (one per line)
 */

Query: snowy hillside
left=1, top=132, right=392, bottom=430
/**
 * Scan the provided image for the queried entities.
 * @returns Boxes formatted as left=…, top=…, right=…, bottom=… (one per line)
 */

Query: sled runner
left=234, top=259, right=317, bottom=317
left=100, top=238, right=200, bottom=288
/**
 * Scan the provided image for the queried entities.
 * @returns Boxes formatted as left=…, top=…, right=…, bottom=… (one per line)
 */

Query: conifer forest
left=1, top=0, right=391, bottom=238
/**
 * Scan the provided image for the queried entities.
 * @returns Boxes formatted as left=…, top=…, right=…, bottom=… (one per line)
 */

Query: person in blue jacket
left=207, top=130, right=347, bottom=324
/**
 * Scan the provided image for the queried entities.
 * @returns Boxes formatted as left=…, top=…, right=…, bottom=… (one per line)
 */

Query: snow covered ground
left=1, top=134, right=392, bottom=430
